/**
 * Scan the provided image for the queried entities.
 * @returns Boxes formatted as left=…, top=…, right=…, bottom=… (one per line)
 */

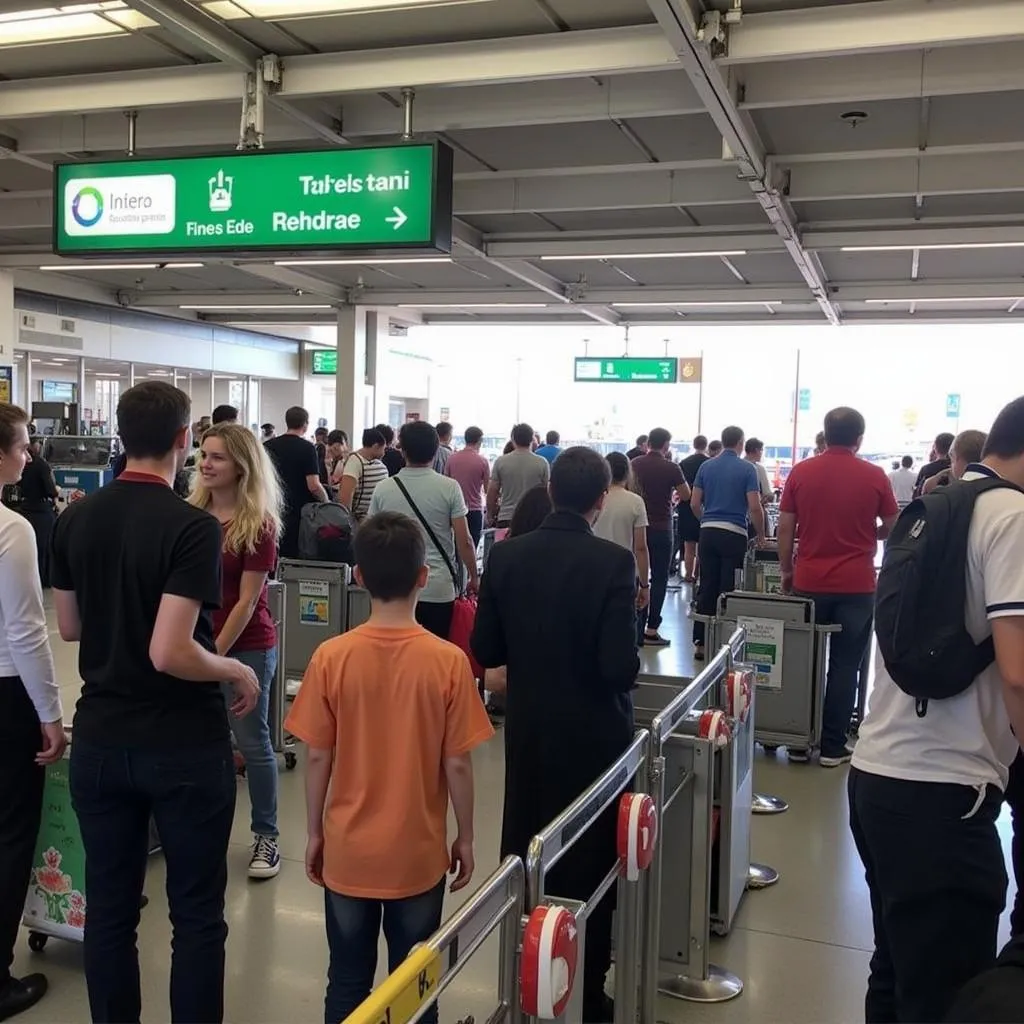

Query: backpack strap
left=393, top=477, right=461, bottom=593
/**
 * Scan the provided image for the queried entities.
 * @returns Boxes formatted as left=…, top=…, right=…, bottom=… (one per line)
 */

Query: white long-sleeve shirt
left=0, top=504, right=61, bottom=723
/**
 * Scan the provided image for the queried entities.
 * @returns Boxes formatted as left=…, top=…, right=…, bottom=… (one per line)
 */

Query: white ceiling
left=2, top=0, right=1024, bottom=328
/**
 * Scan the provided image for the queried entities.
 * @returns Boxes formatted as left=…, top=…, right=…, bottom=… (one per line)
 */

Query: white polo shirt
left=853, top=466, right=1024, bottom=791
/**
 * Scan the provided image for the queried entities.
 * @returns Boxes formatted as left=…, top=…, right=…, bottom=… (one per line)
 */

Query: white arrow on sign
left=385, top=206, right=407, bottom=230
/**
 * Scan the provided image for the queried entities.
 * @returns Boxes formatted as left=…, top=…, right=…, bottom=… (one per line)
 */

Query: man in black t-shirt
left=264, top=406, right=329, bottom=558
left=50, top=381, right=259, bottom=1024
left=678, top=435, right=710, bottom=583
left=913, top=431, right=955, bottom=498
left=376, top=422, right=406, bottom=477
left=18, top=437, right=58, bottom=586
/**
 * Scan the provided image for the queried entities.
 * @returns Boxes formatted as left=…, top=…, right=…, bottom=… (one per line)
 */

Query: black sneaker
left=644, top=631, right=671, bottom=647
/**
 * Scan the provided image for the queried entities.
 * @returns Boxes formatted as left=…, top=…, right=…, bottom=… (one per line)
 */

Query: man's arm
left=747, top=492, right=766, bottom=544
left=453, top=516, right=479, bottom=595
left=306, top=473, right=329, bottom=503
left=485, top=479, right=501, bottom=526
left=674, top=481, right=691, bottom=505
left=877, top=514, right=899, bottom=541
left=991, top=618, right=1024, bottom=744
left=596, top=548, right=641, bottom=692
left=443, top=752, right=475, bottom=891
left=690, top=485, right=704, bottom=520
left=777, top=510, right=797, bottom=592
left=53, top=589, right=82, bottom=642
left=633, top=526, right=650, bottom=610
left=876, top=470, right=901, bottom=540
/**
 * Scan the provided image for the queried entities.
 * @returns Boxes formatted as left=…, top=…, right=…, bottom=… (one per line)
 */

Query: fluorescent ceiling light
left=39, top=263, right=160, bottom=271
left=178, top=304, right=333, bottom=311
left=865, top=296, right=1022, bottom=305
left=398, top=303, right=549, bottom=309
left=274, top=258, right=453, bottom=267
left=0, top=3, right=154, bottom=48
left=610, top=300, right=780, bottom=308
left=164, top=262, right=205, bottom=269
left=93, top=372, right=122, bottom=377
left=49, top=357, right=71, bottom=363
left=540, top=251, right=747, bottom=261
left=205, top=0, right=491, bottom=20
left=842, top=242, right=1024, bottom=252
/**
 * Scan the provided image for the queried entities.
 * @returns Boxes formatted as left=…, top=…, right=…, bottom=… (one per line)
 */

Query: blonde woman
left=191, top=424, right=284, bottom=879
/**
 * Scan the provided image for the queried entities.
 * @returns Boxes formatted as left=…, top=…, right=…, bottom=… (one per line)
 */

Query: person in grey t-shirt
left=487, top=423, right=551, bottom=527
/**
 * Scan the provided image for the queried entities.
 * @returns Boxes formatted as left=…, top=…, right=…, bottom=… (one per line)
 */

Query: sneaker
left=248, top=835, right=281, bottom=879
left=819, top=749, right=854, bottom=768
left=787, top=747, right=810, bottom=763
left=644, top=631, right=671, bottom=647
left=693, top=645, right=706, bottom=662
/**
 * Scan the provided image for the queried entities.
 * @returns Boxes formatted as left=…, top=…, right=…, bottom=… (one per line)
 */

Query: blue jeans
left=221, top=646, right=279, bottom=838
left=800, top=592, right=875, bottom=757
left=641, top=527, right=673, bottom=632
left=69, top=739, right=236, bottom=1024
left=323, top=878, right=446, bottom=1024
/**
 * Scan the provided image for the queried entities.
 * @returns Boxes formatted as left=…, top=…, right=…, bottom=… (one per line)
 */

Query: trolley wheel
left=28, top=932, right=48, bottom=952
left=284, top=751, right=298, bottom=770
left=762, top=744, right=780, bottom=755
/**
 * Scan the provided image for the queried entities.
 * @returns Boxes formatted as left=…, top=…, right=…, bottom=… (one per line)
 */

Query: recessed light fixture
left=93, top=372, right=122, bottom=378
left=178, top=304, right=334, bottom=311
left=39, top=263, right=160, bottom=271
left=273, top=258, right=454, bottom=267
left=204, top=0, right=493, bottom=19
left=865, top=296, right=1022, bottom=304
left=842, top=242, right=1024, bottom=253
left=398, top=303, right=549, bottom=309
left=610, top=300, right=781, bottom=308
left=540, top=251, right=747, bottom=261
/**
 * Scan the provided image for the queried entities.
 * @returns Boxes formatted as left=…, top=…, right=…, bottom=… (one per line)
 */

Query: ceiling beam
left=0, top=26, right=675, bottom=121
left=721, top=0, right=1024, bottom=65
left=121, top=0, right=346, bottom=146
left=646, top=0, right=840, bottom=325
left=228, top=264, right=349, bottom=303
left=487, top=233, right=783, bottom=258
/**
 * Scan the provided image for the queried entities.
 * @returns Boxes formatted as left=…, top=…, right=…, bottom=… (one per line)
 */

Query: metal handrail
left=525, top=730, right=649, bottom=909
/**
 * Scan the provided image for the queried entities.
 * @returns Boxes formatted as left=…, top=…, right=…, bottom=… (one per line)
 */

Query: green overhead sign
left=53, top=143, right=453, bottom=257
left=574, top=357, right=679, bottom=384
left=311, top=350, right=338, bottom=376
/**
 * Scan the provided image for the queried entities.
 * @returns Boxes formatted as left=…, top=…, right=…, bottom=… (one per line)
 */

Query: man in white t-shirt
left=887, top=454, right=916, bottom=504
left=850, top=396, right=1024, bottom=1023
left=336, top=428, right=388, bottom=522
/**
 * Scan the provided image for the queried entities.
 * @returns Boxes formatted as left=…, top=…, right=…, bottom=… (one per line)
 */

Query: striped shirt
left=342, top=454, right=389, bottom=521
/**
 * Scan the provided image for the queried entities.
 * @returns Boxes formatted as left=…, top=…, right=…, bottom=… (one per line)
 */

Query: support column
left=0, top=272, right=14, bottom=407
left=77, top=356, right=86, bottom=435
left=367, top=314, right=391, bottom=427
left=335, top=306, right=372, bottom=440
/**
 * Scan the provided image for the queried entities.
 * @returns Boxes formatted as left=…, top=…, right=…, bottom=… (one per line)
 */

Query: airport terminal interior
left=3, top=0, right=1024, bottom=1021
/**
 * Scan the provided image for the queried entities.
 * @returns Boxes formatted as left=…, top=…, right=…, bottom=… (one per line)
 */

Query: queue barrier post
left=640, top=631, right=748, bottom=1020
left=264, top=581, right=296, bottom=768
left=524, top=732, right=652, bottom=1024
left=343, top=856, right=526, bottom=1024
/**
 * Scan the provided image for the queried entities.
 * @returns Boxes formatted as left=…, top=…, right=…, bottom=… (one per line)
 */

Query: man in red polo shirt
left=778, top=407, right=899, bottom=766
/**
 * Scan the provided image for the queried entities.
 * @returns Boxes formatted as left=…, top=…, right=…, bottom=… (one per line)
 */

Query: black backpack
left=875, top=475, right=1019, bottom=716
left=297, top=501, right=356, bottom=565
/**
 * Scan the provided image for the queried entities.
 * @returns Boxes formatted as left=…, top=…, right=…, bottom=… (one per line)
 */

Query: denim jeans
left=642, top=527, right=673, bottom=632
left=799, top=592, right=875, bottom=757
left=221, top=646, right=279, bottom=838
left=323, top=878, right=446, bottom=1024
left=69, top=739, right=236, bottom=1024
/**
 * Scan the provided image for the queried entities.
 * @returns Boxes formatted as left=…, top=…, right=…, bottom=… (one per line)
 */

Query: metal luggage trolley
left=344, top=857, right=526, bottom=1024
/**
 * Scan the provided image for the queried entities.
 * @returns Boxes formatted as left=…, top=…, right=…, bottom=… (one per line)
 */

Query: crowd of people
left=0, top=383, right=1023, bottom=1024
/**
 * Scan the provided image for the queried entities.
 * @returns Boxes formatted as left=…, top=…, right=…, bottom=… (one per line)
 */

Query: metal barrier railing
left=640, top=629, right=748, bottom=1019
left=344, top=856, right=526, bottom=1024
left=525, top=730, right=651, bottom=1024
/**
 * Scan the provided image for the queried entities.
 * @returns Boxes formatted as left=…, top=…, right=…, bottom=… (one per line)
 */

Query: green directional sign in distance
left=53, top=143, right=453, bottom=257
left=311, top=350, right=338, bottom=376
left=574, top=357, right=679, bottom=384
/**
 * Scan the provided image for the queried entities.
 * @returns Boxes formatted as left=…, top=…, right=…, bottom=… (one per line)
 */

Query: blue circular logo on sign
left=71, top=187, right=104, bottom=228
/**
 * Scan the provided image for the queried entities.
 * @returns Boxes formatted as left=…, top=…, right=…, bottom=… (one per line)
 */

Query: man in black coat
left=471, top=446, right=639, bottom=1023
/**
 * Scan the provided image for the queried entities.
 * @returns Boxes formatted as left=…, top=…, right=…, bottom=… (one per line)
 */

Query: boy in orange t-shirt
left=285, top=511, right=493, bottom=1024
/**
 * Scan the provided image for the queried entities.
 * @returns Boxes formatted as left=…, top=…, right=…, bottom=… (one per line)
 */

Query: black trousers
left=1006, top=752, right=1024, bottom=938
left=642, top=527, right=673, bottom=632
left=20, top=506, right=55, bottom=588
left=693, top=528, right=748, bottom=647
left=415, top=600, right=454, bottom=641
left=0, top=680, right=44, bottom=989
left=848, top=767, right=1006, bottom=1023
left=466, top=510, right=483, bottom=549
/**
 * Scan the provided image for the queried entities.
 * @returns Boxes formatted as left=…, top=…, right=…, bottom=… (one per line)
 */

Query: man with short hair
left=260, top=423, right=275, bottom=442
left=50, top=381, right=260, bottom=1023
left=534, top=431, right=562, bottom=465
left=370, top=421, right=479, bottom=640
left=264, top=406, right=329, bottom=558
left=708, top=439, right=723, bottom=458
left=375, top=423, right=405, bottom=477
left=888, top=455, right=916, bottom=504
left=922, top=430, right=987, bottom=495
left=626, top=434, right=649, bottom=461
left=337, top=429, right=388, bottom=522
left=691, top=426, right=764, bottom=660
left=914, top=431, right=955, bottom=497
left=445, top=426, right=491, bottom=547
left=211, top=404, right=237, bottom=426
left=632, top=428, right=689, bottom=646
left=472, top=447, right=639, bottom=1024
left=678, top=435, right=710, bottom=583
left=744, top=437, right=775, bottom=509
left=487, top=423, right=550, bottom=529
left=851, top=396, right=1024, bottom=1021
left=432, top=422, right=454, bottom=475
left=779, top=407, right=899, bottom=765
